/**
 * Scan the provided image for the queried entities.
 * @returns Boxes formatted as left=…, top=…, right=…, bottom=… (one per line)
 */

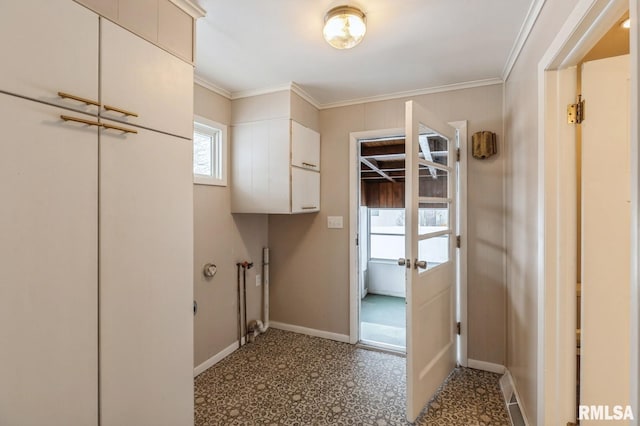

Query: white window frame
left=369, top=208, right=405, bottom=261
left=193, top=115, right=227, bottom=186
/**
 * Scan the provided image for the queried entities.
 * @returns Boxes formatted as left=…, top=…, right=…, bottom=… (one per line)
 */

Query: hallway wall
left=269, top=84, right=507, bottom=365
left=503, top=1, right=580, bottom=424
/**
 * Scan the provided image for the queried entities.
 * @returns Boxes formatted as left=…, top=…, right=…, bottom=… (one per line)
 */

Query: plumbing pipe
left=236, top=263, right=242, bottom=347
left=241, top=261, right=253, bottom=343
left=262, top=247, right=270, bottom=330
left=242, top=265, right=247, bottom=344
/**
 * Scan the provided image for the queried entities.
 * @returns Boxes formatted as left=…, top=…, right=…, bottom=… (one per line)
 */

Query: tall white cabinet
left=0, top=2, right=194, bottom=425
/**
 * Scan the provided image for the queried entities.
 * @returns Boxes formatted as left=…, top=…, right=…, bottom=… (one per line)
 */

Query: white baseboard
left=467, top=358, right=506, bottom=374
left=269, top=321, right=350, bottom=343
left=500, top=369, right=529, bottom=426
left=193, top=340, right=239, bottom=377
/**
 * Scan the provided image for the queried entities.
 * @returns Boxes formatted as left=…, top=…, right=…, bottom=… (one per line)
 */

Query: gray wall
left=269, top=84, right=507, bottom=365
left=193, top=83, right=268, bottom=368
left=503, top=1, right=580, bottom=423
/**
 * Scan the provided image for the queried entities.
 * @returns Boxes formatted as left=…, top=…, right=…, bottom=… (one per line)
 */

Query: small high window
left=193, top=116, right=227, bottom=186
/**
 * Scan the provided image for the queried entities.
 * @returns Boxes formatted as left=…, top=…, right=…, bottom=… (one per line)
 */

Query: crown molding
left=318, top=78, right=504, bottom=110
left=231, top=84, right=294, bottom=100
left=194, top=75, right=231, bottom=99
left=194, top=75, right=504, bottom=110
left=290, top=82, right=321, bottom=110
left=168, top=0, right=206, bottom=19
left=502, top=0, right=546, bottom=81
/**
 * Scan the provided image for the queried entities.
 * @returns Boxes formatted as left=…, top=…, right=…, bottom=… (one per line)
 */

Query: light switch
left=327, top=216, right=343, bottom=229
left=256, top=274, right=262, bottom=287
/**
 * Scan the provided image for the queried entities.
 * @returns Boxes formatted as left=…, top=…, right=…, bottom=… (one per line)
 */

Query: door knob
left=414, top=259, right=427, bottom=269
left=398, top=258, right=410, bottom=268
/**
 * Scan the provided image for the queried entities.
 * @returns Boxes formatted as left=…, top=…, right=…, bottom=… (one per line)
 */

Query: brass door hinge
left=456, top=322, right=461, bottom=335
left=456, top=235, right=461, bottom=248
left=567, top=95, right=585, bottom=124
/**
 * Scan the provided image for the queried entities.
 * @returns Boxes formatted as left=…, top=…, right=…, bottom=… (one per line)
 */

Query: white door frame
left=348, top=121, right=468, bottom=368
left=536, top=0, right=638, bottom=423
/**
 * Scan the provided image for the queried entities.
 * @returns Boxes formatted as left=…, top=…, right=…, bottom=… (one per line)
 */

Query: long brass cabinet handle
left=58, top=92, right=100, bottom=107
left=301, top=206, right=318, bottom=210
left=61, top=115, right=102, bottom=127
left=103, top=104, right=139, bottom=118
left=102, top=122, right=138, bottom=134
left=302, top=162, right=318, bottom=168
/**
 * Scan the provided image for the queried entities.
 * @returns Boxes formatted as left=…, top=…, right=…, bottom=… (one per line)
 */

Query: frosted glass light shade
left=323, top=6, right=366, bottom=49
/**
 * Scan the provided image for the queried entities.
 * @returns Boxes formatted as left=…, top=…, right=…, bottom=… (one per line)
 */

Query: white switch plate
left=256, top=274, right=261, bottom=287
left=327, top=216, right=343, bottom=229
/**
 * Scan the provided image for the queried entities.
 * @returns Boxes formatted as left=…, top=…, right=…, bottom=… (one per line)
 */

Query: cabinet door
left=100, top=121, right=193, bottom=426
left=0, top=94, right=99, bottom=426
left=101, top=19, right=194, bottom=139
left=0, top=0, right=99, bottom=114
left=231, top=121, right=270, bottom=213
left=291, top=168, right=320, bottom=213
left=291, top=120, right=320, bottom=171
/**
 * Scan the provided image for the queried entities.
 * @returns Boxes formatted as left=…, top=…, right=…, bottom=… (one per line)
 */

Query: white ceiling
left=194, top=0, right=536, bottom=108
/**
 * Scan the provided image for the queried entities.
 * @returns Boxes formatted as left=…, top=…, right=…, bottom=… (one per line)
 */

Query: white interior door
left=404, top=100, right=457, bottom=421
left=580, top=54, right=631, bottom=418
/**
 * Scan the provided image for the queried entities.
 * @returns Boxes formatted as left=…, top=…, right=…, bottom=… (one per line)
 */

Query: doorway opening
left=348, top=123, right=468, bottom=360
left=537, top=0, right=637, bottom=423
left=575, top=10, right=630, bottom=414
left=357, top=135, right=408, bottom=351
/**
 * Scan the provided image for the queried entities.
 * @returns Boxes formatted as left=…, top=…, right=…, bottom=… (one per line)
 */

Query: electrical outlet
left=256, top=274, right=261, bottom=287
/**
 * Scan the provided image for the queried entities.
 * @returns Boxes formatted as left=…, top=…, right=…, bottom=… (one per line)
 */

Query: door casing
left=348, top=122, right=468, bottom=367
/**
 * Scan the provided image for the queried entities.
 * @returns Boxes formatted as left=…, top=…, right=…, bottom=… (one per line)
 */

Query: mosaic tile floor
left=194, top=329, right=510, bottom=425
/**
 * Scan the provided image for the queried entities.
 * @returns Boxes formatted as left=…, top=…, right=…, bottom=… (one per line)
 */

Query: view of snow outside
left=193, top=131, right=213, bottom=176
left=370, top=208, right=449, bottom=262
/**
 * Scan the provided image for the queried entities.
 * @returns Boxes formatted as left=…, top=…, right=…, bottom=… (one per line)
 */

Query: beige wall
left=193, top=84, right=268, bottom=367
left=269, top=84, right=507, bottom=364
left=503, top=1, right=580, bottom=423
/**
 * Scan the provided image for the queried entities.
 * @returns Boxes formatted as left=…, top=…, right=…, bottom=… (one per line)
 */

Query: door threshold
left=357, top=340, right=406, bottom=357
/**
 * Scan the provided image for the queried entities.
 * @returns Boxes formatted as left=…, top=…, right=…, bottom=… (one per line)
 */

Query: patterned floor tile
left=195, top=329, right=510, bottom=425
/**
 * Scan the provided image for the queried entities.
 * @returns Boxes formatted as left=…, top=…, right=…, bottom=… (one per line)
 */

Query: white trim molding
left=502, top=0, right=546, bottom=81
left=193, top=341, right=239, bottom=377
left=500, top=370, right=530, bottom=426
left=290, top=82, right=321, bottom=110
left=269, top=321, right=350, bottom=343
left=194, top=75, right=232, bottom=99
left=467, top=359, right=505, bottom=374
left=231, top=83, right=294, bottom=100
left=191, top=75, right=503, bottom=111
left=319, top=78, right=503, bottom=110
left=169, top=0, right=206, bottom=19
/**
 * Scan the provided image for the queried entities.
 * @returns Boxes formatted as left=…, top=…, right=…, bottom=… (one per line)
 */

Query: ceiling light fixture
left=621, top=18, right=630, bottom=29
left=323, top=5, right=366, bottom=50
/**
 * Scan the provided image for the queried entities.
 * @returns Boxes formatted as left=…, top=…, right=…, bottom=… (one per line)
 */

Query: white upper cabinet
left=0, top=0, right=99, bottom=114
left=101, top=20, right=193, bottom=138
left=291, top=167, right=321, bottom=213
left=291, top=120, right=321, bottom=171
left=231, top=118, right=320, bottom=214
